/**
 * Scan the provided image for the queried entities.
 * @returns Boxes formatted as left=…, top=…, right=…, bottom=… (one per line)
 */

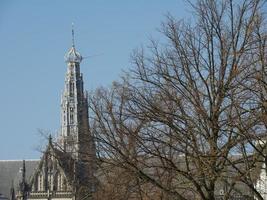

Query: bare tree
left=90, top=0, right=267, bottom=199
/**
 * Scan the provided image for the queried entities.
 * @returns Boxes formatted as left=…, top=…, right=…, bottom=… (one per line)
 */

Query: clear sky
left=0, top=0, right=189, bottom=160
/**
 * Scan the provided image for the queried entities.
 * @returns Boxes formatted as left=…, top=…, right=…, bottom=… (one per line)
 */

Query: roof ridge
left=0, top=159, right=40, bottom=162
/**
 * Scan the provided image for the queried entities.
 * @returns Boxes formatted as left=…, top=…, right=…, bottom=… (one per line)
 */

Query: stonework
left=256, top=162, right=267, bottom=199
left=5, top=32, right=96, bottom=200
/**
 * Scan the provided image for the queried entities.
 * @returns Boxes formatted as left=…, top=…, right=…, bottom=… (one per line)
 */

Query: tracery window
left=58, top=173, right=64, bottom=191
left=48, top=171, right=53, bottom=190
left=38, top=173, right=43, bottom=191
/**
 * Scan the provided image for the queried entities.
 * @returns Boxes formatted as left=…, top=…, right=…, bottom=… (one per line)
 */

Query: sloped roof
left=0, top=160, right=39, bottom=199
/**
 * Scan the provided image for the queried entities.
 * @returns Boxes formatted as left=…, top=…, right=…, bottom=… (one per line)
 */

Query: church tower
left=9, top=26, right=96, bottom=200
left=59, top=25, right=91, bottom=161
left=59, top=25, right=96, bottom=197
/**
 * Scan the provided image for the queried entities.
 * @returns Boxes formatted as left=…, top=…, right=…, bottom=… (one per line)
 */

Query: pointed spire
left=17, top=160, right=27, bottom=199
left=72, top=22, right=75, bottom=48
left=64, top=23, right=82, bottom=63
left=48, top=134, right=53, bottom=145
left=22, top=160, right=26, bottom=181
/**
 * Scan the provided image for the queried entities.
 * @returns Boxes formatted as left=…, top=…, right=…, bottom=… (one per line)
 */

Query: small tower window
left=69, top=108, right=74, bottom=123
left=63, top=111, right=66, bottom=124
left=70, top=82, right=75, bottom=97
left=70, top=113, right=74, bottom=124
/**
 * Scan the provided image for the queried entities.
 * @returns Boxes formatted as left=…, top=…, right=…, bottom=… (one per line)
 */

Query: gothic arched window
left=70, top=82, right=75, bottom=97
left=48, top=171, right=53, bottom=191
left=70, top=108, right=74, bottom=124
left=38, top=173, right=43, bottom=191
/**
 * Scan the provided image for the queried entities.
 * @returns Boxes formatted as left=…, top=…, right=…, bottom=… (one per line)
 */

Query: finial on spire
left=65, top=23, right=82, bottom=63
left=72, top=22, right=75, bottom=48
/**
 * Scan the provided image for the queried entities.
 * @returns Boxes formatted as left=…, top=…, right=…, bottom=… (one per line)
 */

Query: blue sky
left=0, top=0, right=189, bottom=160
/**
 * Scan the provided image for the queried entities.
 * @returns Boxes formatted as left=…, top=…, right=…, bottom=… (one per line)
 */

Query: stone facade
left=256, top=162, right=267, bottom=199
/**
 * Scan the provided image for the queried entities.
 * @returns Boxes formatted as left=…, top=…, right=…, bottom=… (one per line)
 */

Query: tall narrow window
left=70, top=82, right=74, bottom=97
left=70, top=113, right=74, bottom=124
left=70, top=107, right=74, bottom=124
left=38, top=174, right=43, bottom=191
left=48, top=170, right=53, bottom=191
left=58, top=174, right=61, bottom=191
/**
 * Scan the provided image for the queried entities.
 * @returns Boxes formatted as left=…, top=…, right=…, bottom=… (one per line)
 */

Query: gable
left=29, top=144, right=74, bottom=192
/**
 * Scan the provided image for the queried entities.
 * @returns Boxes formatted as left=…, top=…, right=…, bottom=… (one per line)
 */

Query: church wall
left=28, top=198, right=72, bottom=200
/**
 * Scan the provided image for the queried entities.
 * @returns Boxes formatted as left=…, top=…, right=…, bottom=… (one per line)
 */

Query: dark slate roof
left=0, top=160, right=39, bottom=199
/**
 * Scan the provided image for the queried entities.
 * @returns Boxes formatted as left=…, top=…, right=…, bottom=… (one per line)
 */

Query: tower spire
left=72, top=23, right=75, bottom=48
left=64, top=23, right=82, bottom=63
